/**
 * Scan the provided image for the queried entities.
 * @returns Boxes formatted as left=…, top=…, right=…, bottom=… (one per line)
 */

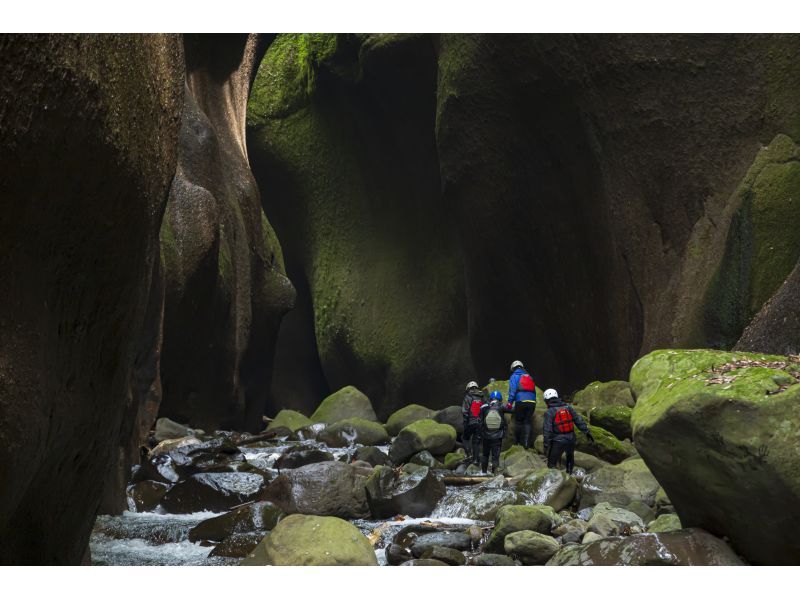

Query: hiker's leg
left=547, top=441, right=565, bottom=469
left=565, top=441, right=576, bottom=474
left=481, top=441, right=491, bottom=473
left=463, top=424, right=473, bottom=460
left=513, top=403, right=525, bottom=445
left=491, top=440, right=501, bottom=473
left=472, top=430, right=482, bottom=464
left=522, top=403, right=533, bottom=448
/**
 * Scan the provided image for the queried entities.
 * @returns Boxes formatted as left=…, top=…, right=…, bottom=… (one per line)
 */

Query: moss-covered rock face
left=575, top=425, right=637, bottom=464
left=648, top=513, right=682, bottom=533
left=579, top=459, right=661, bottom=510
left=504, top=530, right=561, bottom=565
left=388, top=419, right=456, bottom=463
left=701, top=134, right=800, bottom=348
left=499, top=446, right=545, bottom=478
left=572, top=381, right=635, bottom=417
left=158, top=34, right=295, bottom=433
left=267, top=409, right=313, bottom=433
left=516, top=469, right=578, bottom=511
left=311, top=385, right=378, bottom=424
left=588, top=405, right=633, bottom=440
left=317, top=417, right=389, bottom=447
left=630, top=348, right=800, bottom=564
left=485, top=505, right=561, bottom=553
left=242, top=514, right=378, bottom=566
left=385, top=404, right=436, bottom=436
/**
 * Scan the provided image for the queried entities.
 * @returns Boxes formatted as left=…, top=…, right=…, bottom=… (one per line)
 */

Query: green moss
left=266, top=409, right=313, bottom=433
left=311, top=385, right=378, bottom=424
left=589, top=405, right=633, bottom=441
left=575, top=425, right=636, bottom=464
left=385, top=404, right=436, bottom=436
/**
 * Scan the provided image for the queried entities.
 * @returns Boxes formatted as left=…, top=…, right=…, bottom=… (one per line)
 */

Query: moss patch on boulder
left=317, top=418, right=388, bottom=447
left=385, top=404, right=436, bottom=436
left=388, top=419, right=456, bottom=463
left=267, top=409, right=313, bottom=434
left=589, top=405, right=633, bottom=440
left=311, top=386, right=378, bottom=424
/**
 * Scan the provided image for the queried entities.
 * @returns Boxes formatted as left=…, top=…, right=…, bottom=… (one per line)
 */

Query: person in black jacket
left=479, top=391, right=508, bottom=474
left=461, top=381, right=486, bottom=465
left=542, top=388, right=593, bottom=475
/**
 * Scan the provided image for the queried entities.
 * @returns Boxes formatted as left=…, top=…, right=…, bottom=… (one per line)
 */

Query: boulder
left=154, top=418, right=190, bottom=442
left=388, top=419, right=456, bottom=463
left=400, top=558, right=449, bottom=566
left=552, top=519, right=589, bottom=544
left=421, top=545, right=467, bottom=565
left=410, top=531, right=472, bottom=557
left=188, top=501, right=285, bottom=542
left=126, top=481, right=170, bottom=512
left=579, top=458, right=660, bottom=510
left=209, top=532, right=266, bottom=558
left=317, top=418, right=389, bottom=447
left=470, top=553, right=519, bottom=566
left=364, top=465, right=445, bottom=518
left=516, top=469, right=578, bottom=511
left=386, top=404, right=437, bottom=436
left=648, top=513, right=682, bottom=533
left=266, top=409, right=313, bottom=434
left=242, top=514, right=378, bottom=565
left=433, top=484, right=526, bottom=520
left=149, top=436, right=202, bottom=458
left=354, top=446, right=390, bottom=467
left=290, top=422, right=327, bottom=441
left=261, top=461, right=370, bottom=519
left=546, top=529, right=744, bottom=565
left=485, top=505, right=560, bottom=553
left=586, top=502, right=644, bottom=537
left=572, top=451, right=609, bottom=473
left=581, top=532, right=603, bottom=544
left=443, top=451, right=466, bottom=470
left=434, top=406, right=465, bottom=436
left=409, top=450, right=444, bottom=469
left=275, top=446, right=334, bottom=470
left=571, top=381, right=635, bottom=417
left=311, top=386, right=378, bottom=424
left=159, top=472, right=266, bottom=514
left=500, top=446, right=545, bottom=477
left=504, top=530, right=560, bottom=565
left=630, top=348, right=800, bottom=564
left=588, top=405, right=633, bottom=440
left=575, top=425, right=636, bottom=464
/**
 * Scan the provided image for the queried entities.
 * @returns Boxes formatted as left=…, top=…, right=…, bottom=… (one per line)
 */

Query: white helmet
left=543, top=388, right=559, bottom=402
left=465, top=380, right=479, bottom=391
left=510, top=360, right=524, bottom=372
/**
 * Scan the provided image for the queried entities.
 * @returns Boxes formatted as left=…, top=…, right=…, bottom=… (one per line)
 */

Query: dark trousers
left=547, top=437, right=577, bottom=474
left=463, top=422, right=481, bottom=463
left=513, top=401, right=535, bottom=448
left=481, top=438, right=502, bottom=473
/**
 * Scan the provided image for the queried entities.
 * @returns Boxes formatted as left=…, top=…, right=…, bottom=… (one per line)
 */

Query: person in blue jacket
left=507, top=359, right=537, bottom=448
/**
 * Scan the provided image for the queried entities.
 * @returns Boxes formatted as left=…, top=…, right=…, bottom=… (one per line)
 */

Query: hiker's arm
left=543, top=409, right=553, bottom=450
left=507, top=374, right=518, bottom=404
left=571, top=407, right=592, bottom=437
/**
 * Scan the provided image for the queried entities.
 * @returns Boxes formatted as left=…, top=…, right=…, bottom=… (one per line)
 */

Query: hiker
left=506, top=360, right=537, bottom=448
left=461, top=380, right=486, bottom=465
left=480, top=390, right=508, bottom=474
left=542, top=388, right=594, bottom=475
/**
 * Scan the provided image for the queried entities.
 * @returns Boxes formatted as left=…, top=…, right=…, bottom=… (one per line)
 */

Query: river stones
left=589, top=405, right=633, bottom=440
left=648, top=513, right=682, bottom=533
left=546, top=529, right=744, bottom=566
left=571, top=381, right=635, bottom=417
left=400, top=558, right=449, bottom=566
left=516, top=469, right=578, bottom=511
left=242, top=514, right=378, bottom=565
left=159, top=472, right=266, bottom=514
left=409, top=450, right=444, bottom=469
left=579, top=458, right=660, bottom=510
left=275, top=446, right=334, bottom=470
left=386, top=404, right=437, bottom=436
left=127, top=480, right=170, bottom=512
left=499, top=446, right=545, bottom=477
left=421, top=545, right=467, bottom=565
left=261, top=461, right=370, bottom=519
left=504, top=530, right=560, bottom=565
left=149, top=436, right=202, bottom=458
left=388, top=419, right=456, bottom=463
left=365, top=465, right=445, bottom=518
left=154, top=417, right=191, bottom=442
left=572, top=451, right=609, bottom=473
left=485, top=505, right=561, bottom=553
left=631, top=348, right=800, bottom=564
left=290, top=422, right=327, bottom=441
left=586, top=502, right=645, bottom=537
left=353, top=446, right=389, bottom=467
left=318, top=417, right=389, bottom=447
left=410, top=531, right=471, bottom=557
left=552, top=519, right=589, bottom=544
left=266, top=409, right=313, bottom=434
left=470, top=553, right=520, bottom=566
left=433, top=406, right=464, bottom=436
left=433, top=484, right=526, bottom=521
left=188, top=501, right=285, bottom=542
left=311, top=386, right=378, bottom=424
left=209, top=532, right=266, bottom=558
left=132, top=453, right=181, bottom=484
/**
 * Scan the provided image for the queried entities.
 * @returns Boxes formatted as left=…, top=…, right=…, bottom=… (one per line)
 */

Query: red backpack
left=553, top=407, right=574, bottom=433
left=469, top=398, right=483, bottom=418
left=519, top=373, right=535, bottom=393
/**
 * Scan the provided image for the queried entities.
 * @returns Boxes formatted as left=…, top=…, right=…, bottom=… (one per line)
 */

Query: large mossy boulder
left=242, top=514, right=378, bottom=565
left=261, top=461, right=370, bottom=519
left=364, top=465, right=445, bottom=518
left=571, top=381, right=635, bottom=417
left=500, top=446, right=545, bottom=477
left=266, top=409, right=313, bottom=434
left=159, top=472, right=266, bottom=514
left=485, top=505, right=561, bottom=553
left=317, top=418, right=389, bottom=447
left=311, top=386, right=378, bottom=424
left=648, top=513, right=682, bottom=533
left=386, top=404, right=437, bottom=436
left=588, top=405, right=633, bottom=440
left=575, top=424, right=636, bottom=464
left=188, top=501, right=285, bottom=542
left=274, top=446, right=334, bottom=470
left=579, top=458, right=661, bottom=510
left=586, top=502, right=645, bottom=537
left=388, top=419, right=456, bottom=463
left=630, top=348, right=800, bottom=565
left=516, top=469, right=578, bottom=511
left=434, top=406, right=465, bottom=436
left=504, top=530, right=561, bottom=565
left=546, top=528, right=743, bottom=566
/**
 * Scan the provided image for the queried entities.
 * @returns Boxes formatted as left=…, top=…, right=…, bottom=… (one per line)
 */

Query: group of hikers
left=461, top=360, right=595, bottom=475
